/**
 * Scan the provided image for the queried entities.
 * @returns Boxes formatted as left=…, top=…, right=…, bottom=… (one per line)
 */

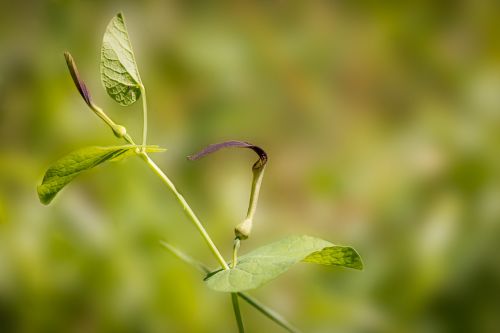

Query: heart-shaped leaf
left=160, top=241, right=303, bottom=333
left=37, top=145, right=164, bottom=205
left=100, top=12, right=142, bottom=106
left=204, top=235, right=363, bottom=292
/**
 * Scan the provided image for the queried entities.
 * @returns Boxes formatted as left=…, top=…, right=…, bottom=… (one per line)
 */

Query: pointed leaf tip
left=100, top=13, right=142, bottom=106
left=188, top=140, right=268, bottom=169
left=64, top=52, right=92, bottom=107
left=303, top=245, right=364, bottom=270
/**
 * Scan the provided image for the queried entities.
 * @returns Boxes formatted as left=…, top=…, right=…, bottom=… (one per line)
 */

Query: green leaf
left=37, top=145, right=165, bottom=205
left=100, top=12, right=142, bottom=106
left=204, top=235, right=363, bottom=292
left=160, top=241, right=303, bottom=332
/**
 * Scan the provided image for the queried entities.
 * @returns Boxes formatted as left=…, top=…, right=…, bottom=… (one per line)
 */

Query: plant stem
left=87, top=101, right=228, bottom=270
left=232, top=238, right=240, bottom=268
left=140, top=84, right=148, bottom=150
left=160, top=240, right=209, bottom=274
left=232, top=293, right=245, bottom=333
left=237, top=293, right=301, bottom=333
left=142, top=153, right=229, bottom=270
left=89, top=103, right=128, bottom=139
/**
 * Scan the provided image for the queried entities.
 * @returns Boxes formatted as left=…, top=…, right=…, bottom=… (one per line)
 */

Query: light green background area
left=1, top=1, right=500, bottom=332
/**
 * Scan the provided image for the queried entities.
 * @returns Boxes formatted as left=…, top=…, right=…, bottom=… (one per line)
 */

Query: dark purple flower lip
left=188, top=140, right=267, bottom=170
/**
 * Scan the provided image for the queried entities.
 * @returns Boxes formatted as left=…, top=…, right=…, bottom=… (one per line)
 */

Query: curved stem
left=83, top=97, right=228, bottom=269
left=84, top=100, right=227, bottom=270
left=142, top=153, right=229, bottom=270
left=232, top=293, right=245, bottom=333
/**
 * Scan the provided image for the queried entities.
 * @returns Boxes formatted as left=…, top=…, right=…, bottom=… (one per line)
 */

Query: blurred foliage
left=1, top=0, right=500, bottom=332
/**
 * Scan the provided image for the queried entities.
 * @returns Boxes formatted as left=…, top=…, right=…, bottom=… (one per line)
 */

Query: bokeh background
left=1, top=1, right=500, bottom=332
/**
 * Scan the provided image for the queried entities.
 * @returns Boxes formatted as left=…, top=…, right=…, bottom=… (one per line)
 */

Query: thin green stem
left=84, top=92, right=227, bottom=270
left=237, top=293, right=301, bottom=333
left=140, top=84, right=148, bottom=150
left=142, top=153, right=229, bottom=270
left=232, top=238, right=241, bottom=268
left=89, top=104, right=113, bottom=127
left=232, top=293, right=245, bottom=333
left=89, top=103, right=127, bottom=139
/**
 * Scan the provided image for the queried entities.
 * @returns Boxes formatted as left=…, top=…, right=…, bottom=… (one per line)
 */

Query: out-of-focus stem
left=237, top=293, right=301, bottom=333
left=232, top=293, right=245, bottom=333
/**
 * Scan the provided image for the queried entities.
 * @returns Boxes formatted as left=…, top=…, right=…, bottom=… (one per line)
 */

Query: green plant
left=37, top=13, right=363, bottom=332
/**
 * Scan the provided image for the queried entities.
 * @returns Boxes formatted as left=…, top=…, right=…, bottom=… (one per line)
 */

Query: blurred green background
left=1, top=1, right=500, bottom=332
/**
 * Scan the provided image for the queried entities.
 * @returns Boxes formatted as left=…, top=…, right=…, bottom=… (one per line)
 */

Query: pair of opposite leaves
left=38, top=13, right=363, bottom=294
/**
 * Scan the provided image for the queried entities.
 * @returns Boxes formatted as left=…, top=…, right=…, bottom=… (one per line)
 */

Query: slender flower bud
left=64, top=52, right=92, bottom=107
